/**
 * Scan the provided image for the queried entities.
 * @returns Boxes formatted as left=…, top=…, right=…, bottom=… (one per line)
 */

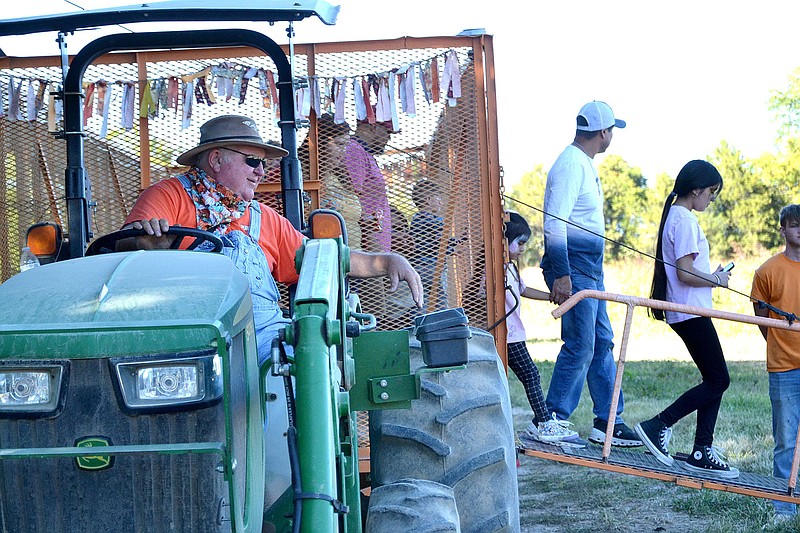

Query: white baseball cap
left=576, top=101, right=626, bottom=132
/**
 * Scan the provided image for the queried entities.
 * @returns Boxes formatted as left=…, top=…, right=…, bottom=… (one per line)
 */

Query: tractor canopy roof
left=0, top=0, right=338, bottom=37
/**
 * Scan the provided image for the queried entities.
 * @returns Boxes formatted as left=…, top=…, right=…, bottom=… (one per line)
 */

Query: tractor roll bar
left=0, top=2, right=339, bottom=37
left=62, top=29, right=302, bottom=258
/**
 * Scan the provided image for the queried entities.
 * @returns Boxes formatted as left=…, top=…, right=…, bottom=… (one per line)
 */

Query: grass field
left=510, top=255, right=800, bottom=532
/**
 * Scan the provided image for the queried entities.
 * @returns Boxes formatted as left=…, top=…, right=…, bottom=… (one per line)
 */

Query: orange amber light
left=27, top=223, right=59, bottom=256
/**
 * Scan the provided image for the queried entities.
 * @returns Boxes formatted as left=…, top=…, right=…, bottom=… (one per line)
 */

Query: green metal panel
left=342, top=409, right=362, bottom=533
left=225, top=317, right=265, bottom=533
left=0, top=249, right=264, bottom=532
left=0, top=251, right=248, bottom=324
left=350, top=330, right=413, bottom=412
left=0, top=442, right=227, bottom=459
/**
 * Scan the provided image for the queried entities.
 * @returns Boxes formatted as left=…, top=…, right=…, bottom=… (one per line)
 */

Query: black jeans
left=659, top=316, right=730, bottom=447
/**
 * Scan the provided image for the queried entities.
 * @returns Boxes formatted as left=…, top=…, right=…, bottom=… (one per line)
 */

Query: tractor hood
left=0, top=251, right=254, bottom=359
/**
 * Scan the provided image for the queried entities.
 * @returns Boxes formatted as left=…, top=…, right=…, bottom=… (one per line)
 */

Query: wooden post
left=472, top=36, right=507, bottom=365
left=136, top=52, right=152, bottom=191
left=107, top=147, right=129, bottom=216
left=602, top=302, right=635, bottom=461
left=36, top=141, right=63, bottom=226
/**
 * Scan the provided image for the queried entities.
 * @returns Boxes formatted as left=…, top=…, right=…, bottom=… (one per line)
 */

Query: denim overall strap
left=176, top=174, right=285, bottom=363
left=176, top=174, right=192, bottom=189
left=248, top=199, right=261, bottom=240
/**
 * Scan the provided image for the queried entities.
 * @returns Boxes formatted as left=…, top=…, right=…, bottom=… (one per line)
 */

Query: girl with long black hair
left=635, top=159, right=738, bottom=479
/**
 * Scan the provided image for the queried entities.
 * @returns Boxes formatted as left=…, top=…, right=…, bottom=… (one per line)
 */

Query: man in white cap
left=540, top=101, right=642, bottom=448
left=122, top=114, right=423, bottom=362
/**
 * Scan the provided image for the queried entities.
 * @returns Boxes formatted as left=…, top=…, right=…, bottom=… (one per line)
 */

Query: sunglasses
left=220, top=147, right=271, bottom=169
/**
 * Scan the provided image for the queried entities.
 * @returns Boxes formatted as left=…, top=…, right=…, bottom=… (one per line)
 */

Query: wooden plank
left=519, top=444, right=800, bottom=505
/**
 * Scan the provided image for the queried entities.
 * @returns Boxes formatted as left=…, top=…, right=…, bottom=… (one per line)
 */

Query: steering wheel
left=86, top=227, right=224, bottom=256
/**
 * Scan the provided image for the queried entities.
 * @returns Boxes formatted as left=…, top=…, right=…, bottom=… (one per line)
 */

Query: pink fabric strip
left=83, top=82, right=95, bottom=125
left=362, top=77, right=375, bottom=123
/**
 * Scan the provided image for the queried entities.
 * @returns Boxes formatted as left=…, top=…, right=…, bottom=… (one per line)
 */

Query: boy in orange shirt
left=752, top=204, right=800, bottom=522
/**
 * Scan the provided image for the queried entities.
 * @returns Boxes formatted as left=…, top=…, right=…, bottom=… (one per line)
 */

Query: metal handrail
left=551, top=289, right=800, bottom=494
left=554, top=290, right=800, bottom=332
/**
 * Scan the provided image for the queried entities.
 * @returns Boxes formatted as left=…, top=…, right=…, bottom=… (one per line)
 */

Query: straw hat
left=176, top=115, right=288, bottom=165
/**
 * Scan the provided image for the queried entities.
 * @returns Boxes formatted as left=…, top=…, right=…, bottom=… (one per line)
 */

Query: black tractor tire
left=365, top=478, right=460, bottom=533
left=369, top=328, right=520, bottom=533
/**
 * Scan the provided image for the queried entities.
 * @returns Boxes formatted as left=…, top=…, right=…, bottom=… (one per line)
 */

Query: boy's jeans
left=770, top=368, right=800, bottom=516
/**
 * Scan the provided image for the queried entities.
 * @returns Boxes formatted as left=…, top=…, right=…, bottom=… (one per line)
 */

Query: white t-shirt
left=505, top=262, right=528, bottom=343
left=662, top=205, right=713, bottom=324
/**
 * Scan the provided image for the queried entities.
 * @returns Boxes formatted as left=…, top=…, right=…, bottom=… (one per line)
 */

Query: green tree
left=508, top=158, right=652, bottom=265
left=706, top=142, right=792, bottom=257
left=598, top=155, right=650, bottom=260
left=769, top=66, right=800, bottom=139
left=639, top=170, right=675, bottom=259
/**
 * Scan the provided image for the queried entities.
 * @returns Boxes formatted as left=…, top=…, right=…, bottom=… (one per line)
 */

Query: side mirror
left=26, top=222, right=65, bottom=264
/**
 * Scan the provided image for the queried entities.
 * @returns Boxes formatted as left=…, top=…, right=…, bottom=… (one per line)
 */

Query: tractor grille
left=0, top=358, right=231, bottom=533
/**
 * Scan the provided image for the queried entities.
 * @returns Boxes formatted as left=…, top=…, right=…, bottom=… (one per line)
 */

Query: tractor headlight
left=0, top=362, right=67, bottom=417
left=137, top=365, right=199, bottom=400
left=112, top=350, right=223, bottom=413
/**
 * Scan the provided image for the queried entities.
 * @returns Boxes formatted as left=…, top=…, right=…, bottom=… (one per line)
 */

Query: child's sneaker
left=535, top=413, right=579, bottom=443
left=635, top=417, right=674, bottom=466
left=558, top=433, right=588, bottom=449
left=684, top=445, right=739, bottom=479
left=520, top=421, right=539, bottom=442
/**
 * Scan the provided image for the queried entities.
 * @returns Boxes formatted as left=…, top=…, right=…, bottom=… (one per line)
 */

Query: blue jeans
left=769, top=368, right=800, bottom=516
left=544, top=271, right=624, bottom=424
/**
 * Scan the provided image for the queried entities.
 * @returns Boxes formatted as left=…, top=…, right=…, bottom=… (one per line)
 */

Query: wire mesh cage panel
left=0, top=35, right=503, bottom=336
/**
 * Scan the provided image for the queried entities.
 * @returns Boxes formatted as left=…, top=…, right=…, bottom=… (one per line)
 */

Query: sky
left=1, top=0, right=799, bottom=190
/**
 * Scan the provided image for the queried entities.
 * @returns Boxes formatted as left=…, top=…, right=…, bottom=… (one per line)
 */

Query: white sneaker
left=520, top=422, right=539, bottom=441
left=528, top=413, right=579, bottom=443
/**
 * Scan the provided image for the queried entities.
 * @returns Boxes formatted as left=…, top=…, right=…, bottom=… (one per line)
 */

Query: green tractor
left=0, top=3, right=519, bottom=532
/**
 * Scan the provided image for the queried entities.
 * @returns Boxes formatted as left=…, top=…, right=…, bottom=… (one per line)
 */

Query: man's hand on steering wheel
left=123, top=218, right=175, bottom=250
left=86, top=219, right=224, bottom=255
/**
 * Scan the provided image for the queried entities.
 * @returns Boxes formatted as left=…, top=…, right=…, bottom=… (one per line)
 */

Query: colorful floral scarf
left=183, top=167, right=248, bottom=234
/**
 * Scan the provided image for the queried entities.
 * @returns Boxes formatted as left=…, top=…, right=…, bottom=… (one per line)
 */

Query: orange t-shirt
left=751, top=253, right=800, bottom=372
left=124, top=177, right=304, bottom=285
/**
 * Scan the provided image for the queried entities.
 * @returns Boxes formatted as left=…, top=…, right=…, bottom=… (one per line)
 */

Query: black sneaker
left=634, top=417, right=674, bottom=466
left=684, top=445, right=739, bottom=479
left=588, top=419, right=643, bottom=447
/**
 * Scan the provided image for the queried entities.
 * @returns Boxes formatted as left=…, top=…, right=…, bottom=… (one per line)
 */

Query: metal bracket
left=368, top=375, right=416, bottom=404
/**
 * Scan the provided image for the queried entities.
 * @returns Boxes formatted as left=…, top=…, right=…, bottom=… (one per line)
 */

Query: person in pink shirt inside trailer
left=344, top=118, right=395, bottom=253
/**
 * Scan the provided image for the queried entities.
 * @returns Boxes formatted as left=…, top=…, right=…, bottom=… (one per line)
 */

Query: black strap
left=293, top=492, right=349, bottom=514
left=757, top=300, right=798, bottom=326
